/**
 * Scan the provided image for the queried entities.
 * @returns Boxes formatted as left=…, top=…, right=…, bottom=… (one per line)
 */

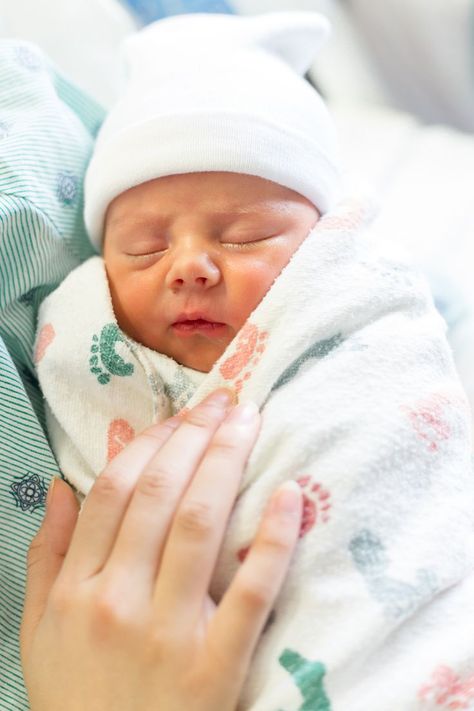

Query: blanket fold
left=35, top=198, right=474, bottom=710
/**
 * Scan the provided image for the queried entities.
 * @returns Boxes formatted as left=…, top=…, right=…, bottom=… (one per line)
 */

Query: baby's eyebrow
left=207, top=204, right=293, bottom=221
left=215, top=207, right=277, bottom=217
left=107, top=213, right=167, bottom=231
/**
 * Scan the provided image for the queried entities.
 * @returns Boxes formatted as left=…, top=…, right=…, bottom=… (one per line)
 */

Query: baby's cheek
left=230, top=259, right=281, bottom=326
left=107, top=270, right=151, bottom=339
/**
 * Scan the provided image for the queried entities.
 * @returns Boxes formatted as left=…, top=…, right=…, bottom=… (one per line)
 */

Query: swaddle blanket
left=35, top=198, right=474, bottom=710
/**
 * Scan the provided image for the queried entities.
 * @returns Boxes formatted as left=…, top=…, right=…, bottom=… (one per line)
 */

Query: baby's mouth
left=171, top=318, right=227, bottom=336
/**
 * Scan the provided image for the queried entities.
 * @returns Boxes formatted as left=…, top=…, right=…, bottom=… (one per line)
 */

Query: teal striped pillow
left=0, top=40, right=104, bottom=709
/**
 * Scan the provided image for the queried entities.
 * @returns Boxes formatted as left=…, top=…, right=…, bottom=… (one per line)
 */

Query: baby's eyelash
left=126, top=249, right=166, bottom=258
left=221, top=241, right=257, bottom=249
left=222, top=235, right=277, bottom=249
left=125, top=235, right=276, bottom=256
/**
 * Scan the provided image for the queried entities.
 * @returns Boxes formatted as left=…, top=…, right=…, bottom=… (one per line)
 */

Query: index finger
left=57, top=416, right=181, bottom=582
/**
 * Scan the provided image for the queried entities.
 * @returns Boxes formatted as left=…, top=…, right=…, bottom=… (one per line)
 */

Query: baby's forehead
left=137, top=171, right=306, bottom=200
left=108, top=203, right=295, bottom=234
left=106, top=172, right=313, bottom=226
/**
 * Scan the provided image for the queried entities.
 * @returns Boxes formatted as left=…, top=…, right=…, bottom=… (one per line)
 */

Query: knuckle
left=176, top=500, right=214, bottom=537
left=141, top=421, right=177, bottom=444
left=208, top=435, right=239, bottom=456
left=238, top=581, right=273, bottom=611
left=139, top=430, right=166, bottom=448
left=136, top=466, right=175, bottom=499
left=259, top=531, right=293, bottom=557
left=93, top=472, right=126, bottom=500
left=142, top=628, right=178, bottom=666
left=90, top=586, right=130, bottom=629
left=184, top=404, right=222, bottom=430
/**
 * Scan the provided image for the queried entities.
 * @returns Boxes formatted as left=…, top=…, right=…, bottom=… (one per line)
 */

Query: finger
left=207, top=481, right=302, bottom=675
left=20, top=478, right=78, bottom=663
left=58, top=416, right=181, bottom=582
left=153, top=401, right=260, bottom=628
left=99, top=389, right=235, bottom=595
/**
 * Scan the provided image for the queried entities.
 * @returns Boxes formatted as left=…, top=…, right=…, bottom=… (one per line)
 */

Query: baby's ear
left=248, top=12, right=331, bottom=75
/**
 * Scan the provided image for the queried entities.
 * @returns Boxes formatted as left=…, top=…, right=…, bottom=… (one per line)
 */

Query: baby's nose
left=165, top=251, right=220, bottom=290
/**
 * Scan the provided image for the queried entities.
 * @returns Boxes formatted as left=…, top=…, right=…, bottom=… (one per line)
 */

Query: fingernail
left=227, top=401, right=259, bottom=424
left=274, top=480, right=302, bottom=516
left=205, top=389, right=235, bottom=408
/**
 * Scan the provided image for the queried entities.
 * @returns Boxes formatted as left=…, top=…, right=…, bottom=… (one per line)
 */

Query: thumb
left=20, top=478, right=79, bottom=661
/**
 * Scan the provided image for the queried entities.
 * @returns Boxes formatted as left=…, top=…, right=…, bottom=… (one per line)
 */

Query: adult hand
left=21, top=389, right=302, bottom=711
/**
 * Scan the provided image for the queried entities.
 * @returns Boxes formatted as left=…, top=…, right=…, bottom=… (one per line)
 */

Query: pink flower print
left=418, top=665, right=474, bottom=709
left=107, top=419, right=135, bottom=462
left=34, top=323, right=55, bottom=363
left=219, top=322, right=268, bottom=393
left=296, top=475, right=331, bottom=538
left=405, top=393, right=452, bottom=453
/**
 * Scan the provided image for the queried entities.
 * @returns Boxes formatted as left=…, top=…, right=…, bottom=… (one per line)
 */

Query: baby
left=35, top=12, right=474, bottom=711
left=102, top=171, right=318, bottom=373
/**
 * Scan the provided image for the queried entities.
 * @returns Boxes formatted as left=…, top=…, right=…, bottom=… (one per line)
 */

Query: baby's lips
left=171, top=309, right=226, bottom=326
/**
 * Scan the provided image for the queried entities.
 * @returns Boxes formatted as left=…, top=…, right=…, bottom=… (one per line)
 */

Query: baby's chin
left=165, top=324, right=237, bottom=373
left=115, top=318, right=235, bottom=373
left=172, top=340, right=228, bottom=373
left=144, top=332, right=231, bottom=373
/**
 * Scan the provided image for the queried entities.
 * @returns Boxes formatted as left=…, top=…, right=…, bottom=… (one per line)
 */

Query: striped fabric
left=0, top=40, right=104, bottom=709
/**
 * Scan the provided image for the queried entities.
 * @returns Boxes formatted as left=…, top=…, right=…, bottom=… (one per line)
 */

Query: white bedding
left=334, top=104, right=474, bottom=419
left=346, top=0, right=474, bottom=133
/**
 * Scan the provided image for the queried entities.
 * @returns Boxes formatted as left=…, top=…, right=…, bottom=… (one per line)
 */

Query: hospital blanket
left=35, top=198, right=474, bottom=710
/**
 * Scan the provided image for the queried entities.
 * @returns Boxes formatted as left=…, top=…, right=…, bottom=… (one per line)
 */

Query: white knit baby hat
left=84, top=11, right=342, bottom=249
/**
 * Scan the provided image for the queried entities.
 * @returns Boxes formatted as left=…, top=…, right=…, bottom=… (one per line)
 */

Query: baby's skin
left=103, top=172, right=319, bottom=372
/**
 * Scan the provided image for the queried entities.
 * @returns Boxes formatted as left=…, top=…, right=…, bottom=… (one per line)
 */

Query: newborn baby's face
left=103, top=172, right=319, bottom=372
